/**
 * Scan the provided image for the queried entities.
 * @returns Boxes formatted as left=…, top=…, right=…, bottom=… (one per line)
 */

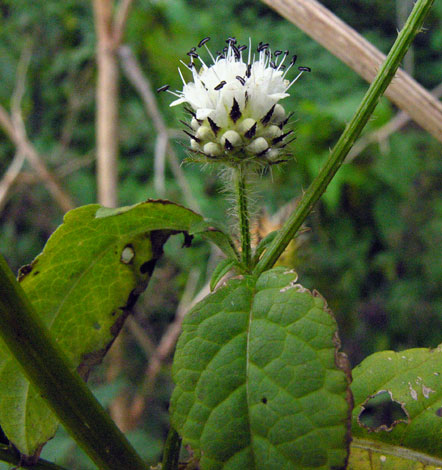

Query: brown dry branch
left=93, top=0, right=120, bottom=208
left=0, top=106, right=76, bottom=213
left=0, top=45, right=75, bottom=213
left=118, top=45, right=201, bottom=212
left=346, top=82, right=442, bottom=163
left=93, top=0, right=135, bottom=429
left=261, top=0, right=442, bottom=143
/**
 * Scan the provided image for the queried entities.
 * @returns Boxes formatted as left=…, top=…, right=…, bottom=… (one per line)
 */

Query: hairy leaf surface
left=171, top=267, right=352, bottom=470
left=0, top=200, right=231, bottom=455
left=351, top=345, right=442, bottom=462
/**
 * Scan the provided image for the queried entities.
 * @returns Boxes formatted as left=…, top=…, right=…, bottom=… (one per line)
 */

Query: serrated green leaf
left=0, top=200, right=231, bottom=455
left=171, top=267, right=352, bottom=470
left=351, top=345, right=442, bottom=462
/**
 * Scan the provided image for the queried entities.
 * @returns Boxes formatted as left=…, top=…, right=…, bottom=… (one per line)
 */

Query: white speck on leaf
left=422, top=385, right=435, bottom=398
left=408, top=382, right=418, bottom=400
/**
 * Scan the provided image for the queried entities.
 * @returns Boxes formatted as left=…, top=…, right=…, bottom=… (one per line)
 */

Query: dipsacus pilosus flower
left=159, top=37, right=310, bottom=167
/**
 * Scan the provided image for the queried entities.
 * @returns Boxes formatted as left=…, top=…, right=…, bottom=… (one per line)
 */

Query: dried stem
left=93, top=0, right=119, bottom=208
left=261, top=0, right=442, bottom=143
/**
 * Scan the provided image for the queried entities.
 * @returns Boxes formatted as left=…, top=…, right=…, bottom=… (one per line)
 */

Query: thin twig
left=0, top=106, right=75, bottom=213
left=113, top=0, right=135, bottom=48
left=261, top=0, right=442, bottom=143
left=0, top=46, right=75, bottom=213
left=0, top=152, right=26, bottom=213
left=127, top=270, right=206, bottom=427
left=118, top=45, right=201, bottom=211
left=126, top=316, right=156, bottom=358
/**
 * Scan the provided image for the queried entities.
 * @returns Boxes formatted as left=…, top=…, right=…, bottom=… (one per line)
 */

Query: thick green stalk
left=0, top=255, right=147, bottom=470
left=254, top=0, right=434, bottom=276
left=233, top=165, right=252, bottom=269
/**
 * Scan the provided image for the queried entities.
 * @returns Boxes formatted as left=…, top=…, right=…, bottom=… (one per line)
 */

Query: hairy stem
left=233, top=165, right=251, bottom=269
left=0, top=255, right=147, bottom=470
left=254, top=0, right=434, bottom=276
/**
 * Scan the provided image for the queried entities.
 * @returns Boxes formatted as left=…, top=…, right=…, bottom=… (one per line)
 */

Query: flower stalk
left=233, top=165, right=252, bottom=269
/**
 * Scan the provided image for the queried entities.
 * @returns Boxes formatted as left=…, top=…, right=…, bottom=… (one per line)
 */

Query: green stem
left=254, top=0, right=434, bottom=276
left=0, top=255, right=147, bottom=470
left=0, top=444, right=69, bottom=470
left=233, top=165, right=252, bottom=270
left=162, top=427, right=181, bottom=470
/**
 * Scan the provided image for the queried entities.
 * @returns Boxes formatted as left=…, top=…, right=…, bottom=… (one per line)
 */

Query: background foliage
left=0, top=0, right=441, bottom=467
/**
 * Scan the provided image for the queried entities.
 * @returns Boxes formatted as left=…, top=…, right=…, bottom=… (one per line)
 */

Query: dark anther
left=198, top=37, right=211, bottom=48
left=214, top=80, right=227, bottom=90
left=156, top=85, right=170, bottom=93
left=219, top=54, right=225, bottom=59
left=257, top=42, right=269, bottom=52
left=226, top=36, right=237, bottom=45
left=229, top=98, right=242, bottom=123
left=245, top=122, right=257, bottom=139
left=274, top=50, right=282, bottom=56
left=223, top=46, right=228, bottom=53
left=224, top=138, right=233, bottom=151
left=270, top=61, right=276, bottom=69
left=290, top=55, right=297, bottom=65
left=272, top=130, right=293, bottom=145
left=279, top=64, right=286, bottom=70
left=261, top=104, right=276, bottom=125
left=207, top=117, right=220, bottom=136
left=183, top=130, right=200, bottom=142
left=298, top=66, right=311, bottom=72
left=187, top=51, right=199, bottom=59
left=232, top=44, right=241, bottom=59
left=245, top=63, right=252, bottom=78
left=244, top=90, right=249, bottom=104
left=236, top=75, right=245, bottom=86
left=238, top=45, right=247, bottom=52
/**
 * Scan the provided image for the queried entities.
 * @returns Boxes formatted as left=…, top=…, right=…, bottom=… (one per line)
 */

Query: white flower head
left=160, top=37, right=310, bottom=167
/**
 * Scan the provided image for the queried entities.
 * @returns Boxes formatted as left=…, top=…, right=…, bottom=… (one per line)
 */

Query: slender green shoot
left=254, top=0, right=434, bottom=276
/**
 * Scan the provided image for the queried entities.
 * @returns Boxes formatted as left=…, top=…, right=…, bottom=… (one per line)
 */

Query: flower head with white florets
left=159, top=37, right=310, bottom=168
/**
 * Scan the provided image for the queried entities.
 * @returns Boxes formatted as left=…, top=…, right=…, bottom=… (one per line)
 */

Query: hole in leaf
left=436, top=407, right=442, bottom=417
left=358, top=390, right=409, bottom=431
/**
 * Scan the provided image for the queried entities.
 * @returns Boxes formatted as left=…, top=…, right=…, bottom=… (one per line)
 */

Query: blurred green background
left=0, top=0, right=441, bottom=467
